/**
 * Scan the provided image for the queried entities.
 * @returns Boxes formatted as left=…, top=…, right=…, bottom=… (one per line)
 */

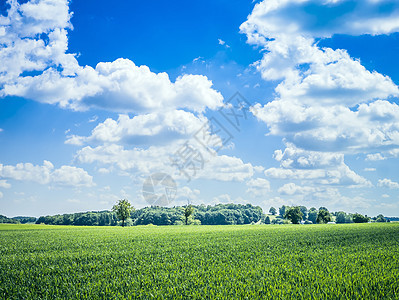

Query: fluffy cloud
left=242, top=0, right=399, bottom=155
left=377, top=178, right=399, bottom=189
left=0, top=0, right=223, bottom=113
left=278, top=183, right=316, bottom=195
left=246, top=178, right=271, bottom=197
left=76, top=141, right=257, bottom=182
left=240, top=0, right=399, bottom=41
left=0, top=161, right=94, bottom=187
left=66, top=110, right=207, bottom=146
left=264, top=144, right=371, bottom=187
left=0, top=180, right=11, bottom=188
left=253, top=100, right=399, bottom=153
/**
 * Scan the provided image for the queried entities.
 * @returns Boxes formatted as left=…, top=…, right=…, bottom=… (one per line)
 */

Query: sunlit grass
left=1, top=223, right=398, bottom=299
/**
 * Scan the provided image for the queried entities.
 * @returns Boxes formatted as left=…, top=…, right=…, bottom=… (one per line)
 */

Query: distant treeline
left=1, top=204, right=396, bottom=226
left=36, top=211, right=119, bottom=226
left=133, top=204, right=263, bottom=226
left=32, top=204, right=263, bottom=226
left=0, top=215, right=36, bottom=224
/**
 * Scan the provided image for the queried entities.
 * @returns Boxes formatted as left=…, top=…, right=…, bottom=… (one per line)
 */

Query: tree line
left=0, top=202, right=392, bottom=226
left=266, top=205, right=389, bottom=224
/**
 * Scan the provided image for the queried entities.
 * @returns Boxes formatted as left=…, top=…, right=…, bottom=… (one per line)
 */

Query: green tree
left=335, top=211, right=347, bottom=224
left=352, top=213, right=369, bottom=223
left=184, top=205, right=194, bottom=225
left=265, top=216, right=271, bottom=224
left=317, top=209, right=332, bottom=224
left=308, top=207, right=317, bottom=224
left=284, top=206, right=303, bottom=224
left=376, top=214, right=386, bottom=222
left=112, top=199, right=134, bottom=227
left=269, top=207, right=277, bottom=215
left=299, top=206, right=307, bottom=220
left=279, top=205, right=287, bottom=217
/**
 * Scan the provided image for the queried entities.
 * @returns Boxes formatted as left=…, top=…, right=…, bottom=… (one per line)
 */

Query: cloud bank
left=0, top=0, right=223, bottom=113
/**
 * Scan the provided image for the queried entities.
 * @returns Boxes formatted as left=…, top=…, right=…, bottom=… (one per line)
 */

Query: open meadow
left=1, top=223, right=398, bottom=299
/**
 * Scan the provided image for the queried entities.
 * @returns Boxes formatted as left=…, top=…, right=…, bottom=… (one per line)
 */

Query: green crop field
left=1, top=223, right=398, bottom=299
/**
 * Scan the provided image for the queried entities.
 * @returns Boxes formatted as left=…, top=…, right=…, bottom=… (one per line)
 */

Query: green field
left=1, top=223, right=398, bottom=299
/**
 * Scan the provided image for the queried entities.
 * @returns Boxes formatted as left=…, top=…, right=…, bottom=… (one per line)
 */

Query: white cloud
left=364, top=168, right=376, bottom=172
left=0, top=160, right=94, bottom=187
left=0, top=191, right=3, bottom=199
left=252, top=96, right=399, bottom=153
left=212, top=194, right=249, bottom=205
left=382, top=194, right=390, bottom=198
left=0, top=1, right=223, bottom=113
left=200, top=155, right=256, bottom=182
left=378, top=178, right=399, bottom=189
left=0, top=180, right=11, bottom=189
left=246, top=177, right=271, bottom=197
left=51, top=166, right=94, bottom=187
left=66, top=111, right=207, bottom=146
left=304, top=188, right=374, bottom=213
left=278, top=183, right=316, bottom=195
left=75, top=140, right=257, bottom=183
left=240, top=0, right=399, bottom=41
left=174, top=186, right=200, bottom=206
left=264, top=144, right=372, bottom=187
left=366, top=153, right=387, bottom=161
left=365, top=149, right=399, bottom=161
left=242, top=0, right=399, bottom=155
left=218, top=38, right=230, bottom=48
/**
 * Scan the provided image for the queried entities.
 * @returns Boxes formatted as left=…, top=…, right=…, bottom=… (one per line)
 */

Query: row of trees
left=267, top=205, right=389, bottom=224
left=2, top=200, right=390, bottom=226
left=132, top=203, right=263, bottom=226
left=36, top=211, right=119, bottom=226
left=33, top=202, right=263, bottom=226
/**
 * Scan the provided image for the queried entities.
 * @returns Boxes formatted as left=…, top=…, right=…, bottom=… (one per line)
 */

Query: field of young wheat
left=0, top=223, right=398, bottom=299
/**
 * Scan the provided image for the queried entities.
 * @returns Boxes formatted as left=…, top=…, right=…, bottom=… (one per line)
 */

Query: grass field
left=1, top=223, right=398, bottom=299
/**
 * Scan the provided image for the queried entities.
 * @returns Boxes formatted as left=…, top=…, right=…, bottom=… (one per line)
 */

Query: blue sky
left=1, top=0, right=399, bottom=217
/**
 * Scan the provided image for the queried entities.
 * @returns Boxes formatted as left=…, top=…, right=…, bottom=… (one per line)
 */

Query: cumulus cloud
left=278, top=183, right=316, bottom=195
left=264, top=144, right=371, bottom=187
left=0, top=160, right=94, bottom=187
left=253, top=100, right=399, bottom=153
left=0, top=0, right=223, bottom=113
left=246, top=177, right=271, bottom=197
left=0, top=180, right=11, bottom=188
left=377, top=178, right=399, bottom=189
left=240, top=0, right=399, bottom=41
left=242, top=0, right=399, bottom=155
left=75, top=140, right=257, bottom=182
left=66, top=110, right=207, bottom=146
left=212, top=194, right=249, bottom=205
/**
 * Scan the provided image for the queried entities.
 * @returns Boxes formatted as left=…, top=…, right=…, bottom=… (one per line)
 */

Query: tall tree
left=376, top=214, right=387, bottom=223
left=299, top=206, right=308, bottom=220
left=269, top=207, right=277, bottom=215
left=335, top=211, right=347, bottom=224
left=112, top=199, right=134, bottom=227
left=279, top=205, right=287, bottom=217
left=284, top=206, right=303, bottom=224
left=184, top=205, right=194, bottom=225
left=308, top=207, right=318, bottom=224
left=352, top=213, right=369, bottom=223
left=317, top=209, right=332, bottom=224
